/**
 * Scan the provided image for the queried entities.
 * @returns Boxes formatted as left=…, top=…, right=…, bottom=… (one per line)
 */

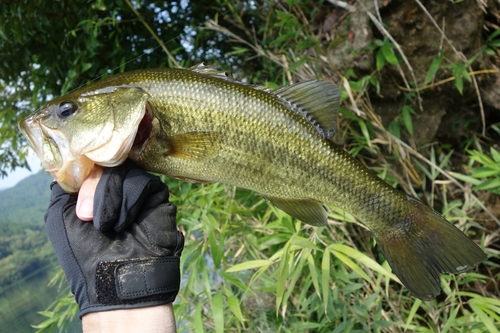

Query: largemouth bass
left=19, top=64, right=486, bottom=301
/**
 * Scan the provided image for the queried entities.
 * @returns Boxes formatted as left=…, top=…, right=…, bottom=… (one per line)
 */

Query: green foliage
left=451, top=146, right=500, bottom=195
left=484, top=29, right=500, bottom=55
left=374, top=38, right=399, bottom=72
left=446, top=61, right=472, bottom=94
left=423, top=49, right=444, bottom=85
left=34, top=292, right=78, bottom=333
left=387, top=104, right=416, bottom=139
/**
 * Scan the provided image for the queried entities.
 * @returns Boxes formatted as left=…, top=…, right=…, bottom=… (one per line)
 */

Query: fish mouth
left=19, top=111, right=93, bottom=193
left=19, top=113, right=54, bottom=169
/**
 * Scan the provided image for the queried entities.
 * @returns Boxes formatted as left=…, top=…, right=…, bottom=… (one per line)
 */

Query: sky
left=0, top=151, right=43, bottom=190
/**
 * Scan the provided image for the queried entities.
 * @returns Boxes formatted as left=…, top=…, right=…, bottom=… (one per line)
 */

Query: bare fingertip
left=76, top=198, right=94, bottom=221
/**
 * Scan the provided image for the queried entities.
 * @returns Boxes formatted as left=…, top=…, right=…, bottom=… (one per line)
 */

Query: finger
left=76, top=165, right=104, bottom=221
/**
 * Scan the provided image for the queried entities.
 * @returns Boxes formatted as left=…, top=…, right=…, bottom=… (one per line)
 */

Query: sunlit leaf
left=321, top=247, right=331, bottom=311
left=212, top=292, right=224, bottom=333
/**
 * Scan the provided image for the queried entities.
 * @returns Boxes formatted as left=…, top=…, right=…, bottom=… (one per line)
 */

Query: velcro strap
left=96, top=257, right=180, bottom=305
left=115, top=258, right=180, bottom=299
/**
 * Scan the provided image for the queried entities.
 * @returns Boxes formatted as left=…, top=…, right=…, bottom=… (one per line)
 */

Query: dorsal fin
left=189, top=63, right=232, bottom=80
left=189, top=63, right=271, bottom=92
left=272, top=81, right=340, bottom=140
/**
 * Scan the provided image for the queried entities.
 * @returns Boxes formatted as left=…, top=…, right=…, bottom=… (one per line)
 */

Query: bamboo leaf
left=358, top=118, right=372, bottom=148
left=290, top=234, right=320, bottom=251
left=388, top=120, right=401, bottom=139
left=226, top=260, right=271, bottom=272
left=331, top=244, right=394, bottom=280
left=376, top=50, right=385, bottom=71
left=470, top=303, right=499, bottom=333
left=307, top=253, right=321, bottom=298
left=282, top=250, right=308, bottom=308
left=194, top=303, right=204, bottom=333
left=449, top=171, right=482, bottom=185
left=472, top=178, right=500, bottom=191
left=402, top=105, right=414, bottom=135
left=381, top=44, right=398, bottom=65
left=207, top=226, right=222, bottom=269
left=490, top=147, right=500, bottom=164
left=212, top=292, right=224, bottom=333
left=321, top=248, right=331, bottom=311
left=405, top=299, right=422, bottom=327
left=227, top=295, right=245, bottom=325
left=424, top=55, right=443, bottom=85
left=441, top=305, right=460, bottom=333
left=332, top=250, right=371, bottom=281
left=276, top=242, right=290, bottom=311
left=486, top=29, right=500, bottom=42
left=469, top=167, right=500, bottom=178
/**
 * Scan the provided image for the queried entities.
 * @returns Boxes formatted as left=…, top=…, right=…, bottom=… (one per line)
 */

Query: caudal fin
left=375, top=197, right=486, bottom=301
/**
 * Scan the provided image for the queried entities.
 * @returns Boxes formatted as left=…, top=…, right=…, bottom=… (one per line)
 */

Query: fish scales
left=133, top=68, right=398, bottom=225
left=19, top=64, right=486, bottom=301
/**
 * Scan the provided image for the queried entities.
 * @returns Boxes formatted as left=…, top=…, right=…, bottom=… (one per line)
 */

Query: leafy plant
left=452, top=147, right=500, bottom=195
left=446, top=60, right=473, bottom=94
left=423, top=49, right=444, bottom=85
left=374, top=38, right=399, bottom=72
left=484, top=29, right=500, bottom=56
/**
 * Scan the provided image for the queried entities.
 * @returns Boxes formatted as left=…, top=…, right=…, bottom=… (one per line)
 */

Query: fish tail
left=375, top=196, right=486, bottom=301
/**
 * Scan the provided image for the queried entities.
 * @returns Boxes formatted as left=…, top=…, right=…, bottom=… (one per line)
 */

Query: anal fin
left=265, top=196, right=328, bottom=227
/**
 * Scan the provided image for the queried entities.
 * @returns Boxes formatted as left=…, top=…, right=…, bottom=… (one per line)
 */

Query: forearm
left=82, top=304, right=176, bottom=333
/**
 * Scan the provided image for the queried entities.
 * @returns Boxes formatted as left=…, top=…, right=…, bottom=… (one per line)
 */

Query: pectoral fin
left=166, top=131, right=221, bottom=160
left=265, top=196, right=328, bottom=227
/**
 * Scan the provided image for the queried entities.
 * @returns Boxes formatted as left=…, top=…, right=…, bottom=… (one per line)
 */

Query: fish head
left=19, top=86, right=150, bottom=193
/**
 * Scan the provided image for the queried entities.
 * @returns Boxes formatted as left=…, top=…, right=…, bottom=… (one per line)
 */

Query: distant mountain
left=0, top=172, right=53, bottom=224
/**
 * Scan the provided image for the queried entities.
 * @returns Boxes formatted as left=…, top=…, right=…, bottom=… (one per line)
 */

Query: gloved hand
left=45, top=161, right=184, bottom=318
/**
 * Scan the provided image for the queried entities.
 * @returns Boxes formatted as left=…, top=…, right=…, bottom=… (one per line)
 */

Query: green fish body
left=20, top=64, right=486, bottom=300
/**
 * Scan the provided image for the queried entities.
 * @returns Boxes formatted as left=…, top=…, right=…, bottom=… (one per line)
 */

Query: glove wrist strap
left=95, top=257, right=180, bottom=305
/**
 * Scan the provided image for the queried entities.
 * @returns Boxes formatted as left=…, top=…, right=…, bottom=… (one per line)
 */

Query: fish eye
left=57, top=101, right=78, bottom=119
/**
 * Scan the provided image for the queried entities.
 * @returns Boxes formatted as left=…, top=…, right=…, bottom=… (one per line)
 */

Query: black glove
left=45, top=162, right=184, bottom=318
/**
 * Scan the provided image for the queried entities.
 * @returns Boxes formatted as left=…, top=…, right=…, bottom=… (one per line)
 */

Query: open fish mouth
left=19, top=115, right=46, bottom=165
left=20, top=113, right=62, bottom=173
left=19, top=111, right=95, bottom=193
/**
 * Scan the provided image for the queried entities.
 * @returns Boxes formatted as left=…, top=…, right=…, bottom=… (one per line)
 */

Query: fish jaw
left=19, top=107, right=95, bottom=193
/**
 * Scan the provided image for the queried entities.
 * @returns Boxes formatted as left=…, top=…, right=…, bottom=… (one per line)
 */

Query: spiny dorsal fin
left=189, top=63, right=271, bottom=91
left=272, top=81, right=340, bottom=140
left=189, top=63, right=232, bottom=80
